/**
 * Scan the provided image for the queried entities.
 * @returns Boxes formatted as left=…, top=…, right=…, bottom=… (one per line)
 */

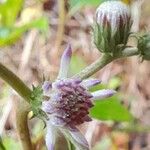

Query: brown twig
left=16, top=30, right=37, bottom=150
left=51, top=0, right=66, bottom=57
left=16, top=100, right=33, bottom=150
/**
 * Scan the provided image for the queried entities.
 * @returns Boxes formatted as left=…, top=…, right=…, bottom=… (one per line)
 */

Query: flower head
left=93, top=0, right=132, bottom=53
left=42, top=45, right=116, bottom=150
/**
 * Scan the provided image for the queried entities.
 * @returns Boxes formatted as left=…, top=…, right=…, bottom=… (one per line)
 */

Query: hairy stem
left=73, top=54, right=114, bottom=80
left=74, top=47, right=139, bottom=80
left=16, top=100, right=32, bottom=150
left=0, top=62, right=32, bottom=102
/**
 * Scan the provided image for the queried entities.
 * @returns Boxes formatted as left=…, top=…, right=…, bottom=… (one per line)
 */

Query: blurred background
left=0, top=0, right=150, bottom=149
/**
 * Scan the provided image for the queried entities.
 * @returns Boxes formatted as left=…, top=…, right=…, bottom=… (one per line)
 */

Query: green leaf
left=108, top=77, right=122, bottom=89
left=0, top=137, right=6, bottom=150
left=69, top=0, right=103, bottom=16
left=2, top=137, right=21, bottom=150
left=70, top=0, right=102, bottom=8
left=27, top=17, right=49, bottom=33
left=89, top=83, right=133, bottom=122
left=0, top=0, right=24, bottom=27
left=0, top=17, right=48, bottom=47
left=90, top=96, right=133, bottom=122
left=69, top=54, right=86, bottom=75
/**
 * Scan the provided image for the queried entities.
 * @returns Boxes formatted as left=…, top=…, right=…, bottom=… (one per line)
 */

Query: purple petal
left=61, top=127, right=90, bottom=150
left=82, top=79, right=101, bottom=88
left=42, top=101, right=56, bottom=114
left=73, top=78, right=82, bottom=84
left=64, top=124, right=77, bottom=132
left=42, top=81, right=52, bottom=96
left=69, top=128, right=90, bottom=150
left=45, top=123, right=57, bottom=150
left=50, top=116, right=66, bottom=127
left=91, top=89, right=116, bottom=100
left=58, top=44, right=72, bottom=79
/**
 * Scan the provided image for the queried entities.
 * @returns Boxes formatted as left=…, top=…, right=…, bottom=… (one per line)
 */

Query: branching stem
left=0, top=62, right=32, bottom=150
left=73, top=47, right=139, bottom=80
left=0, top=46, right=139, bottom=150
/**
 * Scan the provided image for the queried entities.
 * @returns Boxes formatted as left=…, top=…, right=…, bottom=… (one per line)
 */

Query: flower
left=42, top=45, right=116, bottom=150
left=93, top=0, right=132, bottom=53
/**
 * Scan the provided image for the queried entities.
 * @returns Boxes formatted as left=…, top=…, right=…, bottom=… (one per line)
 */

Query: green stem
left=73, top=54, right=114, bottom=80
left=0, top=62, right=32, bottom=102
left=73, top=47, right=139, bottom=80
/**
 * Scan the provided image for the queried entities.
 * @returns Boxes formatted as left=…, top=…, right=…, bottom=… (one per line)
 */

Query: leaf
left=27, top=17, right=49, bottom=33
left=90, top=96, right=133, bottom=122
left=108, top=77, right=122, bottom=89
left=0, top=137, right=6, bottom=150
left=0, top=17, right=48, bottom=47
left=70, top=0, right=102, bottom=8
left=69, top=54, right=86, bottom=75
left=32, top=120, right=45, bottom=136
left=2, top=137, right=21, bottom=150
left=89, top=83, right=133, bottom=122
left=69, top=0, right=103, bottom=16
left=0, top=0, right=24, bottom=27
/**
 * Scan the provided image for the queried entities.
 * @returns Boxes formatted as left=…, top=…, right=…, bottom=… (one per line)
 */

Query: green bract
left=30, top=85, right=48, bottom=121
left=138, top=34, right=150, bottom=60
left=93, top=1, right=132, bottom=54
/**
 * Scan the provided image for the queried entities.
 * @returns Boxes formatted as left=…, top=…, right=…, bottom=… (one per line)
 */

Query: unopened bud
left=93, top=1, right=132, bottom=53
left=138, top=34, right=150, bottom=60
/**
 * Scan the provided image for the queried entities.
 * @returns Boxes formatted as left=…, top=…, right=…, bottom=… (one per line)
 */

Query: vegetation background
left=0, top=0, right=150, bottom=149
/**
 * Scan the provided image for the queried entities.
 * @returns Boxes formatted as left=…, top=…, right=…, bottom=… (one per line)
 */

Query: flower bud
left=138, top=34, right=150, bottom=60
left=93, top=1, right=132, bottom=53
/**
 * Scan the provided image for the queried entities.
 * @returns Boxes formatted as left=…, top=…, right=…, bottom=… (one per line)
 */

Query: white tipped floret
left=92, top=89, right=116, bottom=100
left=58, top=44, right=72, bottom=79
left=42, top=81, right=52, bottom=96
left=46, top=123, right=57, bottom=150
left=82, top=79, right=101, bottom=88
